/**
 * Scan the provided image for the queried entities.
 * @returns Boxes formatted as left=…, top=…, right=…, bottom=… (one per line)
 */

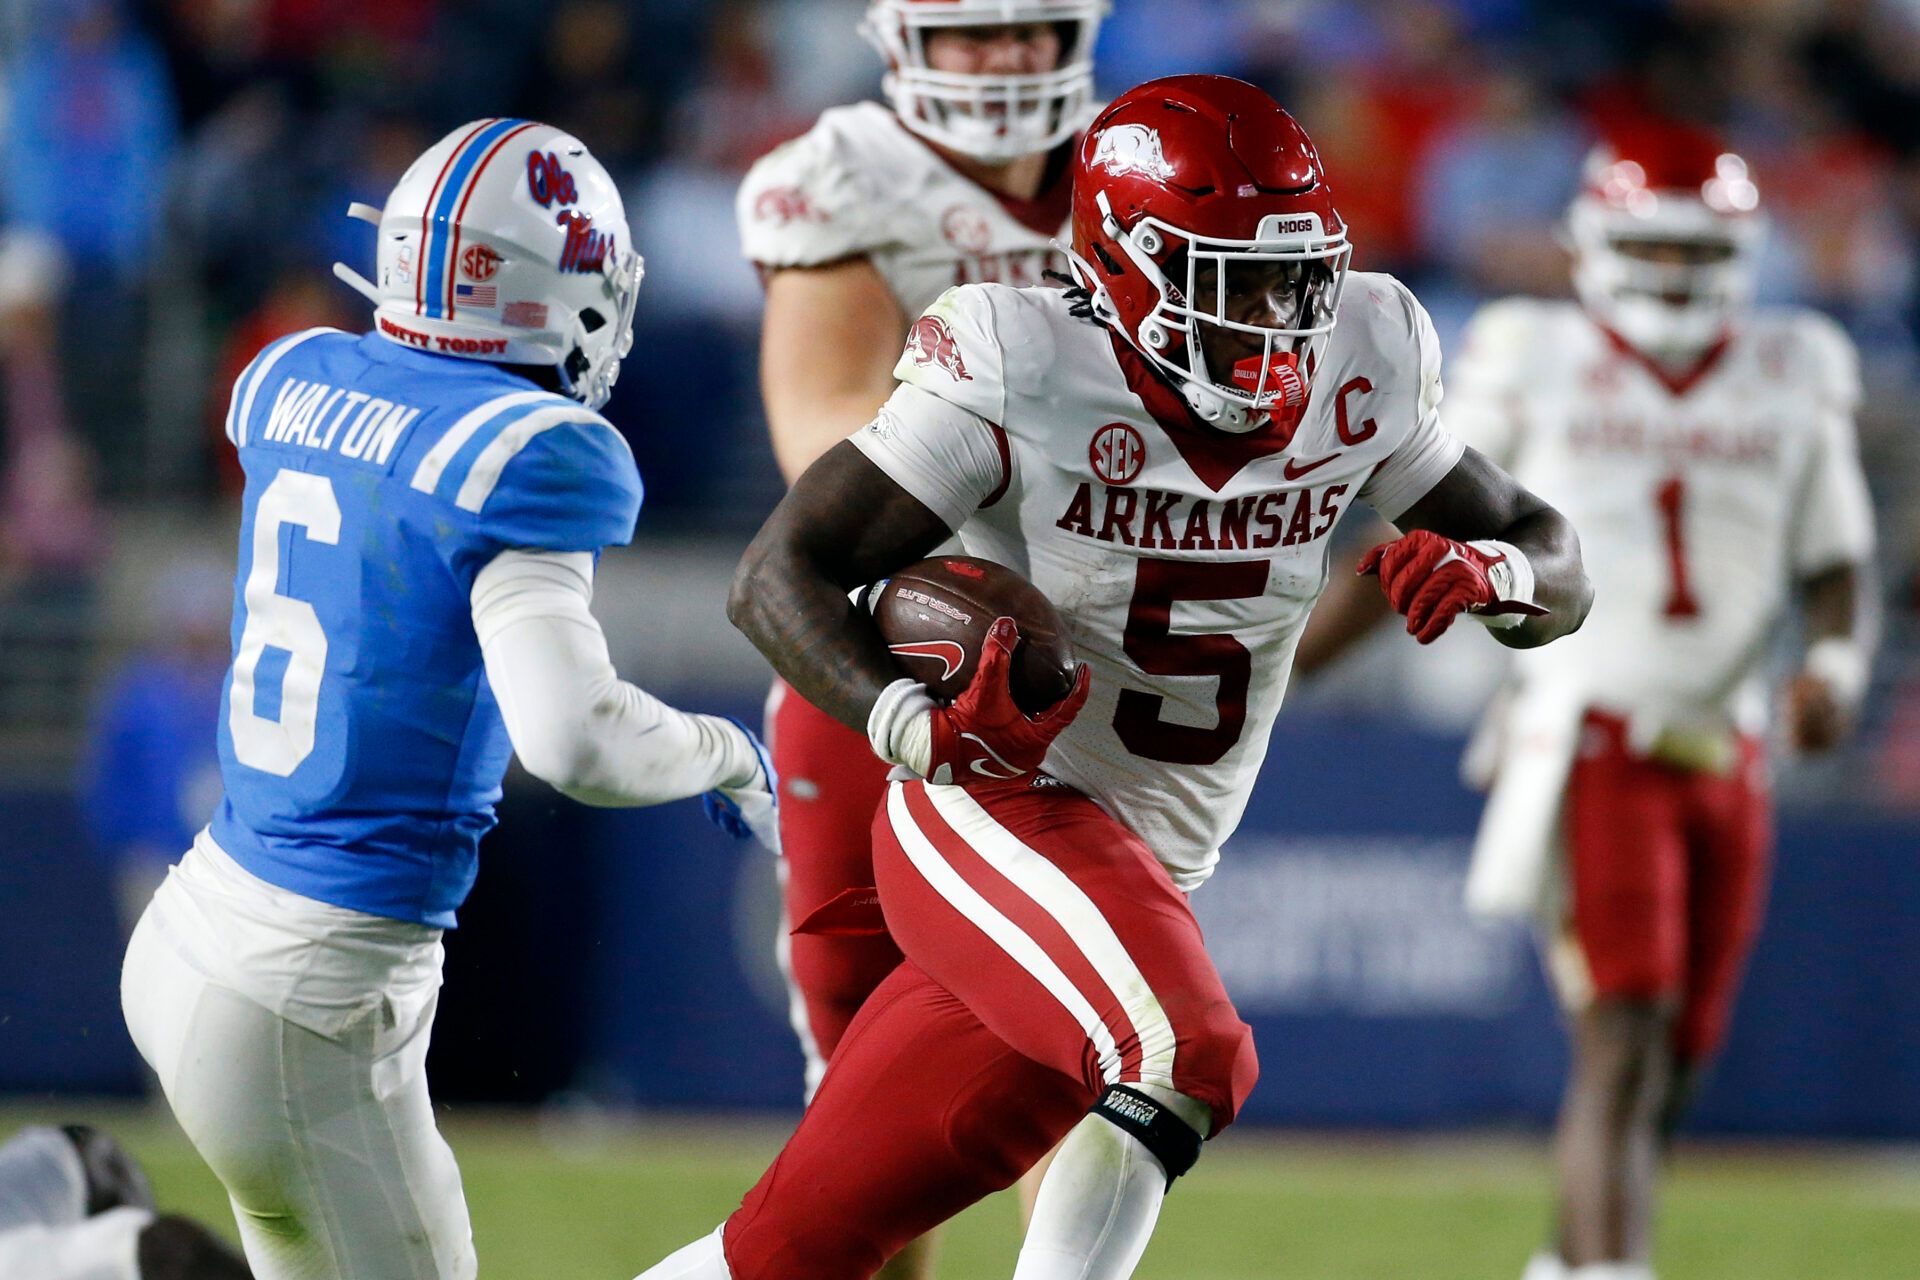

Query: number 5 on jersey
left=229, top=469, right=341, bottom=775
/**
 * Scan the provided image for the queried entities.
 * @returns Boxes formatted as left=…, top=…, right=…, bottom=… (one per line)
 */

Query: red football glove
left=1358, top=530, right=1546, bottom=645
left=927, top=617, right=1091, bottom=785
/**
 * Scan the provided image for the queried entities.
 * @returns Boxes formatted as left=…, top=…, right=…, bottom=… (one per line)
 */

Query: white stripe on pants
left=121, top=835, right=476, bottom=1280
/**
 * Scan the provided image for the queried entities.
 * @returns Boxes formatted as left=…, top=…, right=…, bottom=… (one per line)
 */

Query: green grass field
left=7, top=1103, right=1916, bottom=1279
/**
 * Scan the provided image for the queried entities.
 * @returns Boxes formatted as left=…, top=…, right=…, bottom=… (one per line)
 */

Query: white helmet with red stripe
left=332, top=118, right=643, bottom=410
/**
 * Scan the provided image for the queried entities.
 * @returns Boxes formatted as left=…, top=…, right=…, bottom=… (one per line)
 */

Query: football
left=869, top=556, right=1077, bottom=714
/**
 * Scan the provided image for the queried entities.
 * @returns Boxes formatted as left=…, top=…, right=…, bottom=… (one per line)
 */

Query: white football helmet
left=862, top=0, right=1107, bottom=163
left=333, top=119, right=644, bottom=410
left=1567, top=140, right=1763, bottom=359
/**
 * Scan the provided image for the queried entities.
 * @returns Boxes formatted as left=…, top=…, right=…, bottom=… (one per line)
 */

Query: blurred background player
left=736, top=4, right=1105, bottom=1275
left=117, top=120, right=777, bottom=1280
left=1422, top=138, right=1871, bottom=1280
left=1470, top=138, right=1877, bottom=1280
left=0, top=1124, right=249, bottom=1279
left=641, top=74, right=1592, bottom=1280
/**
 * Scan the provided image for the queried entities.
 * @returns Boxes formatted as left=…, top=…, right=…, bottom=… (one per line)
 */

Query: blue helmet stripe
left=422, top=117, right=528, bottom=320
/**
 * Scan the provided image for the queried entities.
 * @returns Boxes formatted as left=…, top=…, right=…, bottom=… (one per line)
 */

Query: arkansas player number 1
left=1655, top=474, right=1702, bottom=619
left=1114, top=557, right=1272, bottom=765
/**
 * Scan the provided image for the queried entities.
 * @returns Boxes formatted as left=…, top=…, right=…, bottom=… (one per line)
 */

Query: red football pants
left=767, top=680, right=898, bottom=1092
left=723, top=778, right=1257, bottom=1280
left=1561, top=711, right=1772, bottom=1062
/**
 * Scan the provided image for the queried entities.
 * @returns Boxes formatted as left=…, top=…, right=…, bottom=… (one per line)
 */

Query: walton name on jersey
left=257, top=377, right=423, bottom=464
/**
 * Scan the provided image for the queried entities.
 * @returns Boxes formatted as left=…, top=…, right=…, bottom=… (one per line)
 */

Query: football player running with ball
left=637, top=75, right=1591, bottom=1280
left=119, top=121, right=777, bottom=1280
left=739, top=6, right=1105, bottom=1274
left=740, top=0, right=1104, bottom=1105
left=1444, top=139, right=1876, bottom=1280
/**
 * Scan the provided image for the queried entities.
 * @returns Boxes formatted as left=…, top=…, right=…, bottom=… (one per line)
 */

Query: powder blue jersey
left=208, top=328, right=642, bottom=927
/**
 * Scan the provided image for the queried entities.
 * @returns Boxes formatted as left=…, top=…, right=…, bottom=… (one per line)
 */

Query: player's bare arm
left=1789, top=562, right=1866, bottom=752
left=730, top=440, right=951, bottom=729
left=761, top=261, right=910, bottom=482
left=1375, top=445, right=1593, bottom=648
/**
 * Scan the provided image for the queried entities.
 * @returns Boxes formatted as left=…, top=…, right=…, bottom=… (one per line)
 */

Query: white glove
left=702, top=718, right=781, bottom=855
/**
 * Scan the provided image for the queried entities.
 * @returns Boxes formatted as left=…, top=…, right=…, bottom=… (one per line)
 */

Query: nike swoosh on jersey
left=1282, top=453, right=1341, bottom=480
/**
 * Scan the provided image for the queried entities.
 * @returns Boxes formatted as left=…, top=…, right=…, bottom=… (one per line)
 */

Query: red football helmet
left=1567, top=135, right=1764, bottom=356
left=1067, top=75, right=1351, bottom=433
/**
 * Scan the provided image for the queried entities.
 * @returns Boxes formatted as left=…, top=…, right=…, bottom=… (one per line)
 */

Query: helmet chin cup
left=1182, top=379, right=1255, bottom=432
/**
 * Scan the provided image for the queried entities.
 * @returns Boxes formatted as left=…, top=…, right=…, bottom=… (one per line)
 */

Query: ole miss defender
left=638, top=76, right=1591, bottom=1280
left=120, top=121, right=776, bottom=1280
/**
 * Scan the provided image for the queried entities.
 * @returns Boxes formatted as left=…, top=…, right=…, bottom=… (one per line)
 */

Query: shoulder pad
left=1345, top=273, right=1444, bottom=423
left=224, top=327, right=349, bottom=447
left=737, top=105, right=904, bottom=268
left=409, top=392, right=642, bottom=551
left=1777, top=307, right=1860, bottom=410
left=892, top=284, right=1056, bottom=424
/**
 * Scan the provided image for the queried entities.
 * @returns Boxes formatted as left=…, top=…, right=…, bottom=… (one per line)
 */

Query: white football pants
left=122, top=831, right=476, bottom=1280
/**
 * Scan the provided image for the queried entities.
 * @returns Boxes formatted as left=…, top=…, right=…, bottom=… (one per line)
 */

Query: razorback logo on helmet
left=525, top=151, right=580, bottom=207
left=1091, top=124, right=1176, bottom=182
left=905, top=314, right=972, bottom=381
left=555, top=209, right=613, bottom=274
left=460, top=243, right=501, bottom=281
left=754, top=186, right=827, bottom=226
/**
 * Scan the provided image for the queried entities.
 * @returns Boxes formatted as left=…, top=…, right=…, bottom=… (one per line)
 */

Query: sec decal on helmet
left=1065, top=76, right=1353, bottom=434
left=862, top=0, right=1108, bottom=162
left=332, top=119, right=645, bottom=411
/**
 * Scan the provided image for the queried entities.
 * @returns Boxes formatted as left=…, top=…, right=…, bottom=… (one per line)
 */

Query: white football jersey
left=1449, top=299, right=1874, bottom=734
left=854, top=273, right=1465, bottom=889
left=737, top=102, right=1073, bottom=316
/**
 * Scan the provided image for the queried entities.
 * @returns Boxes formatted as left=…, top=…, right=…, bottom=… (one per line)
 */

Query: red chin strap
left=1230, top=350, right=1310, bottom=439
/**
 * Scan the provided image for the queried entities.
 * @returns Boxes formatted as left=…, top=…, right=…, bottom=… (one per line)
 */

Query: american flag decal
left=455, top=283, right=497, bottom=308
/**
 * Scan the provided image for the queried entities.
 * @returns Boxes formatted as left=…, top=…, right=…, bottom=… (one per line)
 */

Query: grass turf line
left=3, top=1105, right=1914, bottom=1279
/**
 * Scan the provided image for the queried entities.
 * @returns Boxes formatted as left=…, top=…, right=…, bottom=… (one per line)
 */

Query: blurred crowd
left=3, top=0, right=1920, bottom=798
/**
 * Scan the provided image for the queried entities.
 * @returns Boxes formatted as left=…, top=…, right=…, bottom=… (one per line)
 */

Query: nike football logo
left=1283, top=453, right=1341, bottom=480
left=889, top=640, right=966, bottom=682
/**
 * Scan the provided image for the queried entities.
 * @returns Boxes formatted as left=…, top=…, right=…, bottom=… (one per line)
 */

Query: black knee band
left=1091, top=1085, right=1203, bottom=1185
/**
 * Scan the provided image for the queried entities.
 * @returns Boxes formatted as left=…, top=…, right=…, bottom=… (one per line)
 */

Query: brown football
left=869, top=556, right=1077, bottom=714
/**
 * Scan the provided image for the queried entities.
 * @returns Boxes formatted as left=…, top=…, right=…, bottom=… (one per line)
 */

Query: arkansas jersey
left=1450, top=299, right=1874, bottom=734
left=853, top=274, right=1464, bottom=889
left=737, top=102, right=1072, bottom=315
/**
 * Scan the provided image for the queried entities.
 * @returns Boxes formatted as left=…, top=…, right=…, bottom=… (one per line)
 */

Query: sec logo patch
left=461, top=243, right=501, bottom=281
left=1089, top=423, right=1146, bottom=485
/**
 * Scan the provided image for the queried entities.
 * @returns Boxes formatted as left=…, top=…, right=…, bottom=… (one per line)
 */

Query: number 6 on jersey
left=229, top=469, right=341, bottom=776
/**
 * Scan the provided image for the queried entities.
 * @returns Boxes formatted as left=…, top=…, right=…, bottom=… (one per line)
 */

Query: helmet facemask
left=559, top=247, right=644, bottom=411
left=1572, top=225, right=1757, bottom=359
left=1078, top=190, right=1351, bottom=434
left=863, top=1, right=1106, bottom=163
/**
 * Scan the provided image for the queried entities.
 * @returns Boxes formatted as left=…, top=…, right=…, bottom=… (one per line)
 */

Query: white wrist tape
left=867, top=677, right=935, bottom=777
left=1804, top=637, right=1870, bottom=711
left=1467, top=539, right=1535, bottom=630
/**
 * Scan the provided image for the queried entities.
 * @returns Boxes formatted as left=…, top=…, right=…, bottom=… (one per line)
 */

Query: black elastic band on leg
left=1091, top=1084, right=1203, bottom=1185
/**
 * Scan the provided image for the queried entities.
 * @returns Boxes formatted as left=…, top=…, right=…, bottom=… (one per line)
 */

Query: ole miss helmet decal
left=460, top=243, right=501, bottom=281
left=906, top=314, right=972, bottom=382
